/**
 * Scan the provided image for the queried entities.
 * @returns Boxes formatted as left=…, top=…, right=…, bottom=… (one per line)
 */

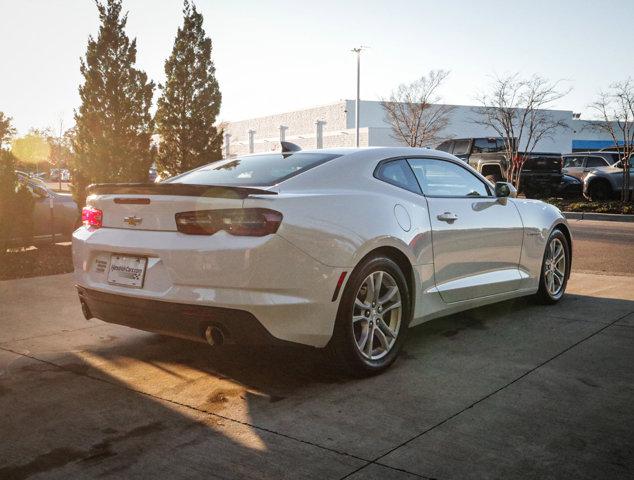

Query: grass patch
left=545, top=198, right=634, bottom=214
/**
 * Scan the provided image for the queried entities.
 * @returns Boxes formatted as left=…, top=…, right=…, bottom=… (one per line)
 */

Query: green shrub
left=0, top=150, right=35, bottom=253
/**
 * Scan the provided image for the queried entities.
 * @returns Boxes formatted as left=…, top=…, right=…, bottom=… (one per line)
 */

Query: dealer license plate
left=107, top=255, right=147, bottom=288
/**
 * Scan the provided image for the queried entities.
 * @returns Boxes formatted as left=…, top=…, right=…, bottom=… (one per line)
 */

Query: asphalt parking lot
left=1, top=246, right=634, bottom=478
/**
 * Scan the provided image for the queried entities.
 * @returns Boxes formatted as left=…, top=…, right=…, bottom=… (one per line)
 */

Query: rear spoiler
left=86, top=183, right=277, bottom=199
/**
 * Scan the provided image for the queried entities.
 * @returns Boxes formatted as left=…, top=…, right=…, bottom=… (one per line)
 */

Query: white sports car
left=73, top=145, right=572, bottom=375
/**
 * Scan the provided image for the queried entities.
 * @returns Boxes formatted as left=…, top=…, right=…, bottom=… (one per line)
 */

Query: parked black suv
left=518, top=155, right=562, bottom=198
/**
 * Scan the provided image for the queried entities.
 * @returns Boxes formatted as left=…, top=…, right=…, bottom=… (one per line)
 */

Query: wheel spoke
left=378, top=286, right=398, bottom=305
left=554, top=252, right=565, bottom=265
left=365, top=276, right=375, bottom=304
left=357, top=328, right=368, bottom=351
left=365, top=327, right=375, bottom=356
left=378, top=318, right=396, bottom=338
left=373, top=272, right=383, bottom=302
left=355, top=298, right=369, bottom=310
left=353, top=315, right=366, bottom=324
left=374, top=327, right=390, bottom=351
left=382, top=301, right=401, bottom=314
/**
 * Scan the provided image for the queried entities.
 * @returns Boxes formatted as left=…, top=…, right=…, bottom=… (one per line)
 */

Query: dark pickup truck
left=436, top=137, right=562, bottom=197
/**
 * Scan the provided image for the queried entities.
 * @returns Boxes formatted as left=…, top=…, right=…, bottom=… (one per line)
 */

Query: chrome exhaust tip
left=205, top=326, right=225, bottom=346
left=80, top=299, right=93, bottom=320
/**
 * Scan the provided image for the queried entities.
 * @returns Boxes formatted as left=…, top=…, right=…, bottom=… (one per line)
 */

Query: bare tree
left=381, top=70, right=455, bottom=147
left=472, top=74, right=570, bottom=186
left=589, top=78, right=634, bottom=202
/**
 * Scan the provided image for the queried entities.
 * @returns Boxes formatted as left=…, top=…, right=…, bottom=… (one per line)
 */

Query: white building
left=224, top=100, right=614, bottom=157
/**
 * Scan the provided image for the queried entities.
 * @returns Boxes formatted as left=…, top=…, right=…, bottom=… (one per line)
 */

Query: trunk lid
left=86, top=183, right=276, bottom=231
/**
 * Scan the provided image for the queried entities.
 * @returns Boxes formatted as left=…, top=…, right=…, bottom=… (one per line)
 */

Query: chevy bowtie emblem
left=123, top=215, right=143, bottom=226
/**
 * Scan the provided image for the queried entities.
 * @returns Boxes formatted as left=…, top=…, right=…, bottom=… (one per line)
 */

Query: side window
left=586, top=157, right=608, bottom=168
left=473, top=138, right=503, bottom=153
left=563, top=156, right=583, bottom=168
left=407, top=158, right=491, bottom=197
left=375, top=159, right=422, bottom=194
left=436, top=140, right=453, bottom=153
left=451, top=139, right=470, bottom=156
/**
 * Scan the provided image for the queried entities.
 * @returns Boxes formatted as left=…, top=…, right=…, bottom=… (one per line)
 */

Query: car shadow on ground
left=55, top=292, right=634, bottom=398
left=2, top=293, right=633, bottom=478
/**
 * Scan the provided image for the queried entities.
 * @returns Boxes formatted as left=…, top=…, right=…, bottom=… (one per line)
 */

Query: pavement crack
left=339, top=308, right=634, bottom=480
left=0, top=324, right=103, bottom=346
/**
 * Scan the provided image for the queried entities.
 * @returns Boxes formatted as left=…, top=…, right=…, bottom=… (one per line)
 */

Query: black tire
left=327, top=255, right=411, bottom=377
left=535, top=229, right=570, bottom=304
left=586, top=180, right=611, bottom=201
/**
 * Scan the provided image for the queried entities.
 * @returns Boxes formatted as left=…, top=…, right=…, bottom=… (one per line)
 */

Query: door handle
left=437, top=212, right=458, bottom=223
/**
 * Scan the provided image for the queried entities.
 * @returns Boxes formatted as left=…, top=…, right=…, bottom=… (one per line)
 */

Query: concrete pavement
left=568, top=219, right=634, bottom=275
left=1, top=271, right=633, bottom=479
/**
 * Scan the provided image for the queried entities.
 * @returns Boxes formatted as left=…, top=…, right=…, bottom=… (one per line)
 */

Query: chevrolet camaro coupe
left=73, top=146, right=572, bottom=376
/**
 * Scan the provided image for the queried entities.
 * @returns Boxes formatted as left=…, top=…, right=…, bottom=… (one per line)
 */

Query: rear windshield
left=168, top=152, right=341, bottom=186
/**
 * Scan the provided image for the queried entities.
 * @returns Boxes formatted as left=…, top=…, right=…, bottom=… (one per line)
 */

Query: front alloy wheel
left=543, top=237, right=566, bottom=298
left=536, top=229, right=570, bottom=304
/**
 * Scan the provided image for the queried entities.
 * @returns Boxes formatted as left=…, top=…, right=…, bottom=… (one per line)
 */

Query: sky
left=1, top=0, right=633, bottom=135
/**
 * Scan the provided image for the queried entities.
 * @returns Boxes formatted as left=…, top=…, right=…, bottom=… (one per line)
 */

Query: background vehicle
left=436, top=137, right=561, bottom=196
left=562, top=152, right=617, bottom=180
left=4, top=173, right=79, bottom=246
left=556, top=174, right=583, bottom=198
left=583, top=155, right=634, bottom=201
left=518, top=155, right=562, bottom=198
left=73, top=146, right=571, bottom=376
left=436, top=137, right=509, bottom=182
left=50, top=168, right=71, bottom=182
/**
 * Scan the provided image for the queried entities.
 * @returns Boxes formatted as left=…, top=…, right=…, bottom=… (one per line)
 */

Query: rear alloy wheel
left=535, top=229, right=570, bottom=304
left=352, top=271, right=402, bottom=361
left=327, top=255, right=410, bottom=376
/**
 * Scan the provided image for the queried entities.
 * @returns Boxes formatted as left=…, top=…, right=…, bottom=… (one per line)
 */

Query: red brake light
left=82, top=206, right=103, bottom=228
left=175, top=208, right=282, bottom=236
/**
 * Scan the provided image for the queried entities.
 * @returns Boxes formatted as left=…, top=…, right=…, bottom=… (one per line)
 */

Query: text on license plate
left=107, top=255, right=148, bottom=288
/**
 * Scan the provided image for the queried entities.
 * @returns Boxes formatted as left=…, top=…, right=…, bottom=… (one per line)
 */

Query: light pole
left=351, top=46, right=368, bottom=147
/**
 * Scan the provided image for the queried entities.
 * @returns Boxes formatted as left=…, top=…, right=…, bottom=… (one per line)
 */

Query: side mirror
left=495, top=181, right=517, bottom=198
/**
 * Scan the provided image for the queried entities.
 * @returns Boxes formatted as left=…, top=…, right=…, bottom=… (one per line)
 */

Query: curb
left=563, top=211, right=634, bottom=223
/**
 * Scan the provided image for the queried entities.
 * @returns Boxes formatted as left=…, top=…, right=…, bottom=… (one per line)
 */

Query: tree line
left=1, top=0, right=223, bottom=209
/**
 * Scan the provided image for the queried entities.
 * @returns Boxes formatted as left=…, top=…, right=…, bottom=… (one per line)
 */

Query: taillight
left=82, top=206, right=103, bottom=228
left=175, top=208, right=282, bottom=236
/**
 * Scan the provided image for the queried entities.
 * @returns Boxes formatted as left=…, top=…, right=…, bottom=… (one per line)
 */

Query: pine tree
left=73, top=0, right=154, bottom=206
left=155, top=0, right=222, bottom=177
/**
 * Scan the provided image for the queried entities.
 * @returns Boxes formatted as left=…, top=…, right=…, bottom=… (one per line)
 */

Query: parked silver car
left=583, top=155, right=634, bottom=201
left=562, top=152, right=618, bottom=181
left=10, top=172, right=79, bottom=245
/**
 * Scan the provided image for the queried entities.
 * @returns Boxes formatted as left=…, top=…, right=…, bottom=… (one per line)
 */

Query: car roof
left=292, top=146, right=457, bottom=159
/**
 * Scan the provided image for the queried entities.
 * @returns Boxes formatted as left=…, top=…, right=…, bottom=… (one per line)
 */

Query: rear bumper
left=72, top=227, right=346, bottom=347
left=77, top=286, right=293, bottom=346
left=519, top=174, right=562, bottom=190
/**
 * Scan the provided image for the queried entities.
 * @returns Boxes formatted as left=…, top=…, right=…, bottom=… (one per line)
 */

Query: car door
left=407, top=157, right=524, bottom=303
left=583, top=156, right=610, bottom=179
left=562, top=155, right=585, bottom=180
left=26, top=182, right=53, bottom=239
